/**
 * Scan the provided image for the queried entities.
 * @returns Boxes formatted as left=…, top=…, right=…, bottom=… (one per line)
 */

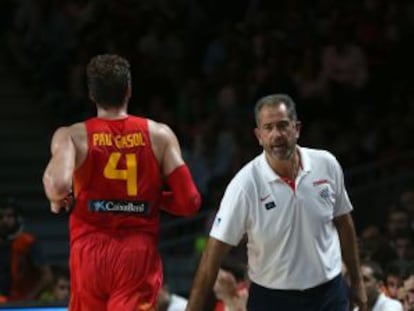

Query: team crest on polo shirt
left=213, top=216, right=222, bottom=227
left=319, top=187, right=330, bottom=199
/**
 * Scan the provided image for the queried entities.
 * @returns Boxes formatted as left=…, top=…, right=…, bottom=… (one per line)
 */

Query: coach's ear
left=295, top=121, right=302, bottom=139
left=254, top=127, right=263, bottom=146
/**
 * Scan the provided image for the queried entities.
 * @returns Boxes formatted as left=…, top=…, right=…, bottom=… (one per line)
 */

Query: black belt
left=252, top=274, right=342, bottom=295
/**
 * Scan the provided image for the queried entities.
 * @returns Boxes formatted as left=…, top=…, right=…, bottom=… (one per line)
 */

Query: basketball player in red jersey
left=42, top=54, right=201, bottom=311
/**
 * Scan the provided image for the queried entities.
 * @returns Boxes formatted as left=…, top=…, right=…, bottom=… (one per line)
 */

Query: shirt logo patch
left=265, top=201, right=276, bottom=210
left=319, top=187, right=330, bottom=199
left=313, top=179, right=329, bottom=186
left=214, top=216, right=222, bottom=227
left=88, top=200, right=149, bottom=214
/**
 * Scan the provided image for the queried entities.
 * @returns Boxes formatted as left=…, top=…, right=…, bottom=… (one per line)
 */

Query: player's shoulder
left=69, top=122, right=86, bottom=132
left=66, top=122, right=86, bottom=138
left=52, top=122, right=85, bottom=141
left=147, top=119, right=176, bottom=140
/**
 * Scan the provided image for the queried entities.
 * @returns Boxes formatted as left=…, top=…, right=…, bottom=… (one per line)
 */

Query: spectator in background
left=385, top=208, right=412, bottom=240
left=39, top=265, right=70, bottom=304
left=359, top=224, right=399, bottom=270
left=0, top=197, right=53, bottom=302
left=213, top=269, right=248, bottom=311
left=321, top=27, right=368, bottom=117
left=392, top=232, right=414, bottom=263
left=358, top=260, right=403, bottom=311
left=213, top=256, right=249, bottom=311
left=403, top=272, right=414, bottom=311
left=383, top=262, right=404, bottom=300
left=5, top=0, right=413, bottom=177
left=292, top=43, right=328, bottom=118
left=398, top=187, right=414, bottom=229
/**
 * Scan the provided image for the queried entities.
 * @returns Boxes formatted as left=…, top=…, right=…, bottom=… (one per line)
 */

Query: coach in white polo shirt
left=185, top=94, right=368, bottom=311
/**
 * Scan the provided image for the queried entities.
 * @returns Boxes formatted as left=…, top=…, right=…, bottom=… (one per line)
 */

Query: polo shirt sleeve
left=209, top=177, right=249, bottom=246
left=331, top=156, right=353, bottom=217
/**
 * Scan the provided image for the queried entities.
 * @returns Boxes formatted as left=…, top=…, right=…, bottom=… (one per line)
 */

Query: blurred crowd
left=0, top=0, right=413, bottom=309
left=0, top=197, right=69, bottom=305
left=1, top=0, right=414, bottom=183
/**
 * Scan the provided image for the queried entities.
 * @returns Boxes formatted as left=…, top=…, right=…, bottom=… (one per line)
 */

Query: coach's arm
left=185, top=237, right=232, bottom=311
left=334, top=213, right=367, bottom=311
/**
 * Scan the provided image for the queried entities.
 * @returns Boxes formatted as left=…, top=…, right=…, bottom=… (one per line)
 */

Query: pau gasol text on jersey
left=92, top=132, right=146, bottom=148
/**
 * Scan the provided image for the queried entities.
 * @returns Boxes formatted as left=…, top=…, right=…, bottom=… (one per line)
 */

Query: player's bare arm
left=334, top=213, right=368, bottom=311
left=43, top=127, right=75, bottom=202
left=149, top=120, right=201, bottom=216
left=186, top=238, right=232, bottom=311
left=43, top=123, right=86, bottom=213
left=148, top=120, right=184, bottom=176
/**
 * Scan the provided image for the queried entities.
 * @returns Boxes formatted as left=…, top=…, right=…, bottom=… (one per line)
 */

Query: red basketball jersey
left=70, top=116, right=162, bottom=243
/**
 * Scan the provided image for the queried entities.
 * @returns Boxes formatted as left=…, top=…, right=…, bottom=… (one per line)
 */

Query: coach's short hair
left=254, top=94, right=298, bottom=125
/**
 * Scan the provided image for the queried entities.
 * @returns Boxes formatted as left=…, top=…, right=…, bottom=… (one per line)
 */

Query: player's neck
left=97, top=107, right=128, bottom=119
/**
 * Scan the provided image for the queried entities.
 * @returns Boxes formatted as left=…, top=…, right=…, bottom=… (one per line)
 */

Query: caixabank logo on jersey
left=88, top=200, right=149, bottom=215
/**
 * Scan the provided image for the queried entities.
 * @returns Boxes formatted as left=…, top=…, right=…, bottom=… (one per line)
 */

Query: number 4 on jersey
left=103, top=152, right=138, bottom=196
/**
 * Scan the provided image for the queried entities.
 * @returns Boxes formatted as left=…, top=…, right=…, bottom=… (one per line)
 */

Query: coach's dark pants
left=247, top=274, right=349, bottom=311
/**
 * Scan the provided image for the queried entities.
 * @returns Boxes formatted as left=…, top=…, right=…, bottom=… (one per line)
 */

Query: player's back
left=70, top=115, right=162, bottom=243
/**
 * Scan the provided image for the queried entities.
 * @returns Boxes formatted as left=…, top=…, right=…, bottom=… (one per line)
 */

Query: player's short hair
left=87, top=54, right=131, bottom=108
left=254, top=94, right=298, bottom=126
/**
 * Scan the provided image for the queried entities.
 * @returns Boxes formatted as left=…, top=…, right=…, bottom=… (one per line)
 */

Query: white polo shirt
left=372, top=293, right=403, bottom=311
left=210, top=147, right=353, bottom=290
left=354, top=293, right=403, bottom=311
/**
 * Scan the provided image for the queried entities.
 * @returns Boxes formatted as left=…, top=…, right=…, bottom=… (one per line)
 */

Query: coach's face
left=255, top=103, right=300, bottom=161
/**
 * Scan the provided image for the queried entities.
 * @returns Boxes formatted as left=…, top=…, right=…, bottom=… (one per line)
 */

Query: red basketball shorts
left=69, top=231, right=162, bottom=311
